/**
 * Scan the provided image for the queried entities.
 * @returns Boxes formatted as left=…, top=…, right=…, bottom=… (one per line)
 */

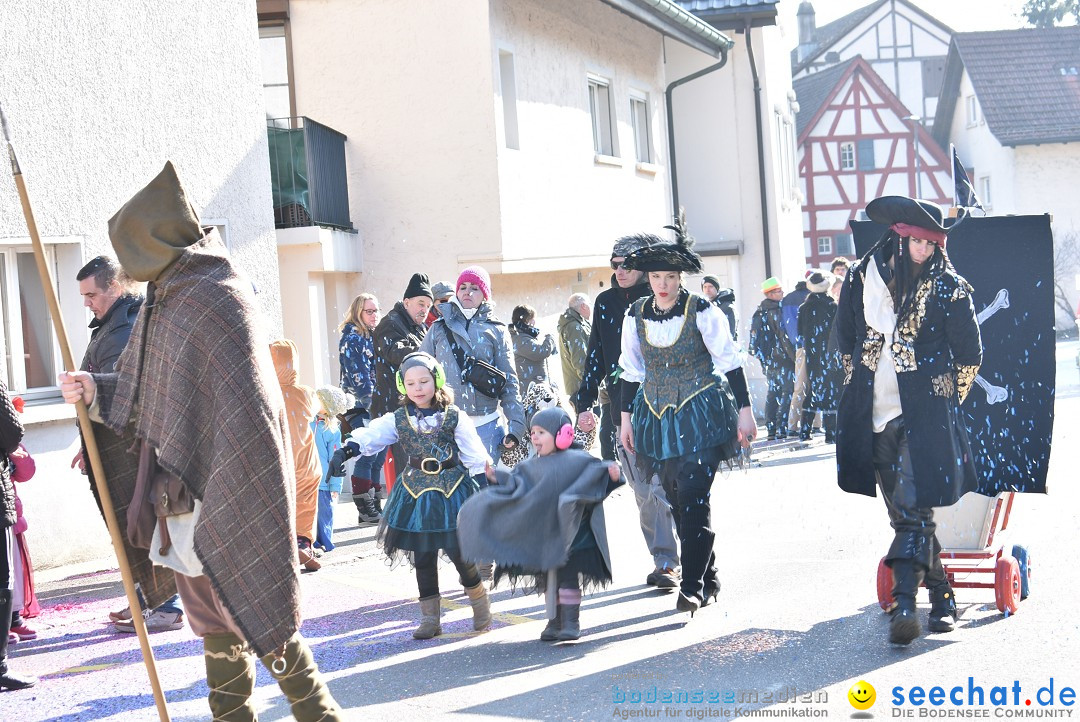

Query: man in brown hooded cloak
left=60, top=161, right=342, bottom=721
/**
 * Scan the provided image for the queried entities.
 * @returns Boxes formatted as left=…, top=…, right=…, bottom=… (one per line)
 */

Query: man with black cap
left=372, top=273, right=433, bottom=417
left=571, top=233, right=680, bottom=590
left=834, top=195, right=980, bottom=646
left=701, top=275, right=737, bottom=341
left=59, top=161, right=342, bottom=719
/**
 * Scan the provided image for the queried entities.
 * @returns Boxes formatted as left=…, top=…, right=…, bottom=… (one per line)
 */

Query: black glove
left=329, top=442, right=361, bottom=477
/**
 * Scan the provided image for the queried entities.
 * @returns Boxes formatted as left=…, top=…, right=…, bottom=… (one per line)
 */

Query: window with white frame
left=260, top=24, right=292, bottom=126
left=630, top=93, right=651, bottom=163
left=774, top=108, right=799, bottom=200
left=839, top=142, right=855, bottom=171
left=0, top=246, right=60, bottom=397
left=588, top=76, right=617, bottom=157
left=980, top=176, right=992, bottom=207
left=817, top=236, right=833, bottom=255
left=966, top=95, right=978, bottom=126
left=499, top=51, right=520, bottom=150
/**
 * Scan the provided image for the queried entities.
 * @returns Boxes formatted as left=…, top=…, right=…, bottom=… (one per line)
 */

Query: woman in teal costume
left=618, top=228, right=756, bottom=616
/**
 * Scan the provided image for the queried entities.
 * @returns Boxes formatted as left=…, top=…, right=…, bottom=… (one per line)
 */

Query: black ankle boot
left=888, top=561, right=924, bottom=646
left=0, top=590, right=37, bottom=691
left=928, top=584, right=958, bottom=632
left=557, top=604, right=580, bottom=641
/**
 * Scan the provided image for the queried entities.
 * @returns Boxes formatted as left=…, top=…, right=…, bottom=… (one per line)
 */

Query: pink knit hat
left=456, top=265, right=492, bottom=300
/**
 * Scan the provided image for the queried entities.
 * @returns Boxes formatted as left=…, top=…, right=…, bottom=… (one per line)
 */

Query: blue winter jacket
left=339, top=323, right=375, bottom=410
left=311, top=417, right=343, bottom=493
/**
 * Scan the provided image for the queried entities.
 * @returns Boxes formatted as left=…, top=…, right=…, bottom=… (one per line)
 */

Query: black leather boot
left=540, top=605, right=562, bottom=641
left=0, top=590, right=37, bottom=691
left=928, top=584, right=958, bottom=632
left=889, top=560, right=925, bottom=645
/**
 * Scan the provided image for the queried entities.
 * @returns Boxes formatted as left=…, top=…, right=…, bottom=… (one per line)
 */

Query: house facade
left=933, top=27, right=1080, bottom=326
left=796, top=56, right=951, bottom=268
left=792, top=0, right=952, bottom=129
left=261, top=0, right=803, bottom=387
left=0, top=2, right=279, bottom=569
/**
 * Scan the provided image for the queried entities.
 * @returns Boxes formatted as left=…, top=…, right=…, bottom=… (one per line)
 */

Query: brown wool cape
left=94, top=229, right=299, bottom=657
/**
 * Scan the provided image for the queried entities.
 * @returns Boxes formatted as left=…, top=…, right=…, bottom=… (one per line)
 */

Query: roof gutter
left=632, top=0, right=735, bottom=52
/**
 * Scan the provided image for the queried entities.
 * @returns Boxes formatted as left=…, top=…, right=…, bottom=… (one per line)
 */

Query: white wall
left=286, top=0, right=502, bottom=311
left=487, top=0, right=673, bottom=271
left=0, top=0, right=278, bottom=569
left=666, top=24, right=804, bottom=345
left=949, top=71, right=1016, bottom=216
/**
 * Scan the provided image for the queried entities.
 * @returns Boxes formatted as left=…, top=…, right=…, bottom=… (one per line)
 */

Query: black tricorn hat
left=865, top=195, right=967, bottom=233
left=623, top=223, right=703, bottom=274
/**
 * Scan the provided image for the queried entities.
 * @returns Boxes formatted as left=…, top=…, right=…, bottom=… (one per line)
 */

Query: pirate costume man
left=60, top=162, right=342, bottom=719
left=834, top=195, right=982, bottom=645
left=618, top=229, right=754, bottom=616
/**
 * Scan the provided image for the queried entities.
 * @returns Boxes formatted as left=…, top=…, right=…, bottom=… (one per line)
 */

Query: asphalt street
left=4, top=341, right=1080, bottom=721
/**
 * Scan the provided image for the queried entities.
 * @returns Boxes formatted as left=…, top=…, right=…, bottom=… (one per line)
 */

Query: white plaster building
left=261, top=0, right=805, bottom=388
left=0, top=1, right=280, bottom=569
left=932, top=27, right=1080, bottom=326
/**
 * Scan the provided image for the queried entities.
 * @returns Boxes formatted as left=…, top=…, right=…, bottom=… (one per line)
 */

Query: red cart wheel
left=877, top=557, right=896, bottom=611
left=995, top=555, right=1021, bottom=615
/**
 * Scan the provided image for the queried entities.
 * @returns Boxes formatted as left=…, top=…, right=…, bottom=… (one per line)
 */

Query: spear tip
left=0, top=101, right=12, bottom=144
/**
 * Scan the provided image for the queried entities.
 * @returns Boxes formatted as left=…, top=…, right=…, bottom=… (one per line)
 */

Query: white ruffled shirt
left=346, top=409, right=492, bottom=476
left=619, top=300, right=745, bottom=383
left=863, top=261, right=903, bottom=432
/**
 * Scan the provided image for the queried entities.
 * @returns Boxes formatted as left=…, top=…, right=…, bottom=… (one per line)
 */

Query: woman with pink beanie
left=420, top=265, right=526, bottom=460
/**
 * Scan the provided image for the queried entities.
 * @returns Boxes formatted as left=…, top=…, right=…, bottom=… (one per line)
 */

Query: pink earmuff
left=555, top=423, right=575, bottom=450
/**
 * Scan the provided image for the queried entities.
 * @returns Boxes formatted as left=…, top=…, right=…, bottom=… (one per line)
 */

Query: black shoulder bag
left=443, top=326, right=507, bottom=398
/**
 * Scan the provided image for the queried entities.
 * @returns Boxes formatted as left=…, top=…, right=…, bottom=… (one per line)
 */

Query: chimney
left=797, top=2, right=817, bottom=62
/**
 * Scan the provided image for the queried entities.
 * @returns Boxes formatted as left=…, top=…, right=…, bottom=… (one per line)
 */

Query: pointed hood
left=270, top=339, right=300, bottom=388
left=107, top=161, right=204, bottom=282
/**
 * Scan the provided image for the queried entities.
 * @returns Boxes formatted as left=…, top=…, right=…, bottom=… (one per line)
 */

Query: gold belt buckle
left=420, top=457, right=442, bottom=475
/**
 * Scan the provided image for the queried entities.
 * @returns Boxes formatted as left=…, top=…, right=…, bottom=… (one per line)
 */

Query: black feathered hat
left=623, top=223, right=703, bottom=274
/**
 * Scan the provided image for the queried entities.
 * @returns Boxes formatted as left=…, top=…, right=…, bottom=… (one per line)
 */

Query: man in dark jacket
left=571, top=234, right=680, bottom=590
left=750, top=277, right=796, bottom=439
left=76, top=256, right=187, bottom=633
left=702, top=275, right=737, bottom=341
left=371, top=274, right=432, bottom=417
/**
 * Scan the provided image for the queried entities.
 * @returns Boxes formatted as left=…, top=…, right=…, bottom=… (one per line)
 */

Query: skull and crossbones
left=974, top=288, right=1009, bottom=404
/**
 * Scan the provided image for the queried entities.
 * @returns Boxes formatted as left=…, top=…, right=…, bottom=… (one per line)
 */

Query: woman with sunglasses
left=618, top=228, right=756, bottom=617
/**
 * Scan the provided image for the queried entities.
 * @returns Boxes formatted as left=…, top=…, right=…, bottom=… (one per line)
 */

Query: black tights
left=655, top=448, right=722, bottom=600
left=414, top=548, right=481, bottom=599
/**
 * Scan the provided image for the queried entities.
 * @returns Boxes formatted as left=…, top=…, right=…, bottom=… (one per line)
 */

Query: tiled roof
left=944, top=27, right=1080, bottom=146
left=676, top=0, right=779, bottom=10
left=793, top=57, right=860, bottom=139
left=675, top=0, right=779, bottom=29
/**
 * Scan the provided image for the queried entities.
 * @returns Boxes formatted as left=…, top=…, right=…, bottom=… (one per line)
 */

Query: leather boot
left=260, top=633, right=344, bottom=721
left=557, top=604, right=581, bottom=641
left=464, top=583, right=491, bottom=631
left=928, top=584, right=958, bottom=632
left=889, top=560, right=925, bottom=645
left=540, top=605, right=562, bottom=641
left=413, top=596, right=442, bottom=640
left=203, top=633, right=258, bottom=721
left=823, top=412, right=836, bottom=444
left=0, top=589, right=37, bottom=691
left=798, top=412, right=812, bottom=441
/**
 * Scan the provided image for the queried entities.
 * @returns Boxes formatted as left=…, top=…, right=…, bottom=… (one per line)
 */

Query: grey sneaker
left=646, top=566, right=680, bottom=589
left=115, top=609, right=185, bottom=633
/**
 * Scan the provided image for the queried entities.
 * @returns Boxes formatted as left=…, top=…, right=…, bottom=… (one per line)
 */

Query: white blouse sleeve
left=345, top=412, right=399, bottom=456
left=697, top=302, right=745, bottom=375
left=454, top=412, right=493, bottom=475
left=618, top=313, right=647, bottom=383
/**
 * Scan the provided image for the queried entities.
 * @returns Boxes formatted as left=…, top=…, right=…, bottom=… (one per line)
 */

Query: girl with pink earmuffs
left=457, top=407, right=621, bottom=642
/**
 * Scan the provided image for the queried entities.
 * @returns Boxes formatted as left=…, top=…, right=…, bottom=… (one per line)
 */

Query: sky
left=777, top=0, right=1033, bottom=49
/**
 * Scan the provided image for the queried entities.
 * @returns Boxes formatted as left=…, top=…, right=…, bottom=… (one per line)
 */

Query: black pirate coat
left=834, top=245, right=983, bottom=508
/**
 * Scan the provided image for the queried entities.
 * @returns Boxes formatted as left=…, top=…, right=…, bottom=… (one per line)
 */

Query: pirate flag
left=953, top=149, right=984, bottom=212
left=851, top=214, right=1055, bottom=495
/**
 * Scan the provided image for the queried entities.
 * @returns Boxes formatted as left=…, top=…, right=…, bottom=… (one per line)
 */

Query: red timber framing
left=797, top=57, right=951, bottom=269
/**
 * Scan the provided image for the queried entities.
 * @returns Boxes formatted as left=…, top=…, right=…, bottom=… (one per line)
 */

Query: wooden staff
left=1, top=103, right=171, bottom=721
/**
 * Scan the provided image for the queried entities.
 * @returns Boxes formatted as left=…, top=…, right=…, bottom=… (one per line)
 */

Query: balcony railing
left=267, top=116, right=354, bottom=231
